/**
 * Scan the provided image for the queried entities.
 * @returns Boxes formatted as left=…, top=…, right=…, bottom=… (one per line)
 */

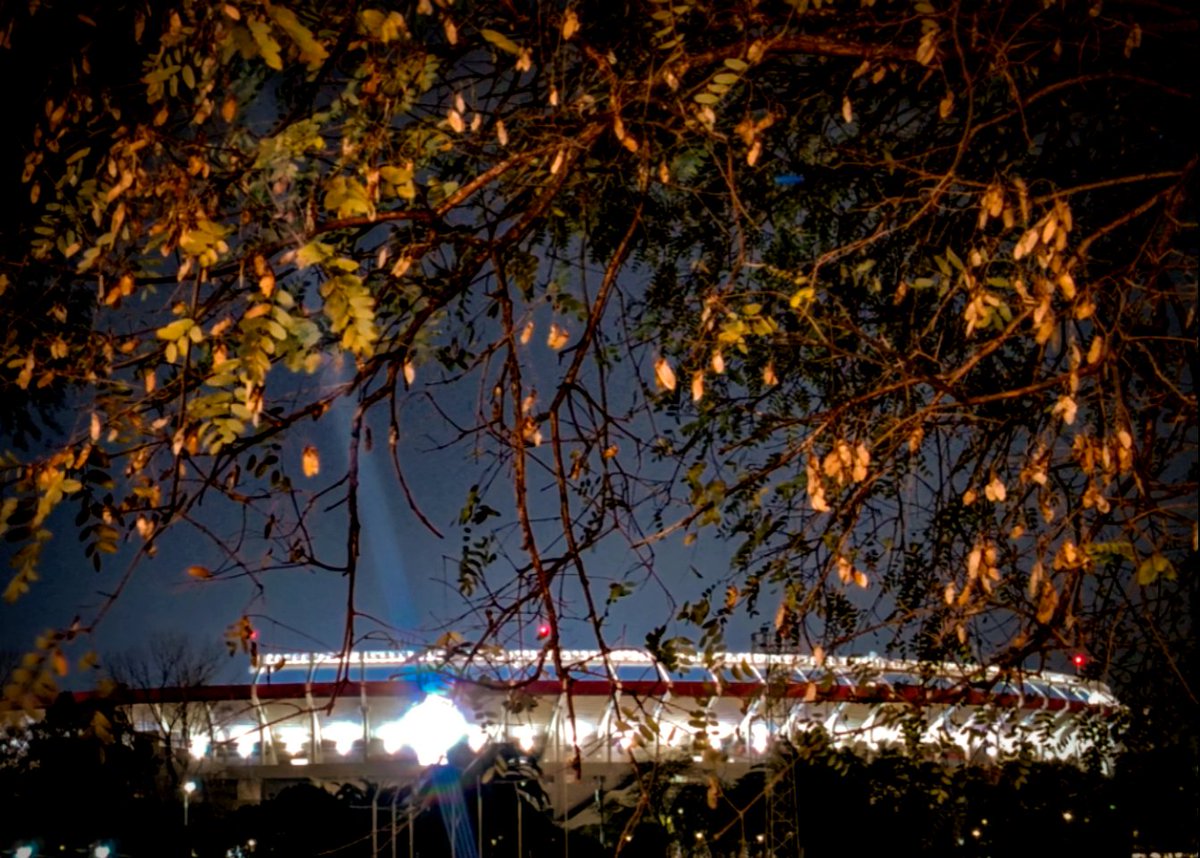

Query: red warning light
left=536, top=623, right=551, bottom=640
left=1071, top=653, right=1087, bottom=668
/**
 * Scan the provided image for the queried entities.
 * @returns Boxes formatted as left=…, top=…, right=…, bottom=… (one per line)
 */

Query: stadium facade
left=100, top=648, right=1119, bottom=818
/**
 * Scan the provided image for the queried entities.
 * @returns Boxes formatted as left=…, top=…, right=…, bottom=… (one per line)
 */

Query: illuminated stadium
left=107, top=648, right=1120, bottom=815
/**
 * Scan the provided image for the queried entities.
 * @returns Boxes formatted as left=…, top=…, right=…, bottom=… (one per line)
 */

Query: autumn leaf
left=187, top=564, right=213, bottom=579
left=691, top=371, right=705, bottom=402
left=561, top=9, right=580, bottom=40
left=654, top=357, right=677, bottom=392
left=302, top=445, right=320, bottom=477
left=546, top=323, right=569, bottom=350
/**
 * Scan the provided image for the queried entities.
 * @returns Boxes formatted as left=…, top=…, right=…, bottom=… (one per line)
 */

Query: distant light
left=1062, top=810, right=1074, bottom=823
left=93, top=846, right=111, bottom=858
left=750, top=722, right=770, bottom=754
left=16, top=846, right=34, bottom=858
left=290, top=758, right=310, bottom=766
left=189, top=734, right=209, bottom=759
left=536, top=623, right=551, bottom=640
left=396, top=694, right=469, bottom=765
left=515, top=724, right=537, bottom=753
left=322, top=721, right=362, bottom=756
left=183, top=780, right=197, bottom=795
left=756, top=834, right=765, bottom=843
left=971, top=828, right=981, bottom=839
left=467, top=725, right=489, bottom=752
left=235, top=732, right=257, bottom=759
left=1072, top=653, right=1087, bottom=668
left=695, top=832, right=705, bottom=841
left=278, top=726, right=309, bottom=756
left=624, top=835, right=633, bottom=842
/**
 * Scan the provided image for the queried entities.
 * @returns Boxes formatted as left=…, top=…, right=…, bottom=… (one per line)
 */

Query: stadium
left=104, top=646, right=1119, bottom=818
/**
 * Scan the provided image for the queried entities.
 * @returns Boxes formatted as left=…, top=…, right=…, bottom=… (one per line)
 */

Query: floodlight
left=188, top=734, right=209, bottom=759
left=93, top=845, right=112, bottom=858
left=321, top=721, right=361, bottom=756
left=395, top=694, right=469, bottom=765
left=750, top=722, right=770, bottom=754
left=277, top=726, right=309, bottom=756
left=514, top=724, right=537, bottom=752
left=16, top=846, right=34, bottom=858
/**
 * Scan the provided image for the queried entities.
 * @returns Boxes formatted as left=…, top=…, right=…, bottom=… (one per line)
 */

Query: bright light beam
left=397, top=694, right=469, bottom=765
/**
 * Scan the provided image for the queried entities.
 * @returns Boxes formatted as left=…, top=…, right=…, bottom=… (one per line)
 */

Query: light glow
left=376, top=720, right=407, bottom=755
left=395, top=694, right=470, bottom=765
left=514, top=724, right=537, bottom=752
left=189, top=734, right=209, bottom=759
left=750, top=722, right=770, bottom=754
left=467, top=724, right=490, bottom=752
left=277, top=726, right=309, bottom=756
left=322, top=721, right=362, bottom=756
left=234, top=732, right=257, bottom=759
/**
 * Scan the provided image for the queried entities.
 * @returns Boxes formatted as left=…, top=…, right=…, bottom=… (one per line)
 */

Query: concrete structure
left=104, top=648, right=1119, bottom=818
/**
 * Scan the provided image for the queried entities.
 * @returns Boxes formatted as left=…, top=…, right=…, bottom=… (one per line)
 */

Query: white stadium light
left=277, top=726, right=309, bottom=756
left=396, top=694, right=469, bottom=765
left=376, top=720, right=407, bottom=755
left=188, top=733, right=209, bottom=759
left=514, top=723, right=537, bottom=753
left=750, top=721, right=770, bottom=754
left=322, top=721, right=362, bottom=756
left=234, top=731, right=257, bottom=760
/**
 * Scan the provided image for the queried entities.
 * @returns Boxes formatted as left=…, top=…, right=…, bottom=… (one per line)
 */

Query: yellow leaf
left=403, top=361, right=416, bottom=385
left=519, top=321, right=534, bottom=344
left=938, top=90, right=954, bottom=119
left=269, top=6, right=329, bottom=69
left=762, top=363, right=778, bottom=386
left=984, top=476, right=1007, bottom=502
left=247, top=18, right=283, bottom=70
left=916, top=28, right=938, bottom=66
left=480, top=28, right=521, bottom=56
left=1053, top=395, right=1078, bottom=425
left=654, top=357, right=677, bottom=392
left=561, top=9, right=580, bottom=40
left=496, top=120, right=509, bottom=147
left=187, top=565, right=213, bottom=580
left=546, top=323, right=569, bottom=350
left=691, top=371, right=704, bottom=403
left=1036, top=581, right=1058, bottom=624
left=841, top=96, right=853, bottom=124
left=52, top=651, right=69, bottom=677
left=302, top=445, right=320, bottom=477
left=711, top=351, right=725, bottom=374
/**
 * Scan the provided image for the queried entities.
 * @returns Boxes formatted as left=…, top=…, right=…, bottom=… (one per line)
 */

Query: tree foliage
left=0, top=0, right=1194, bottom=743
